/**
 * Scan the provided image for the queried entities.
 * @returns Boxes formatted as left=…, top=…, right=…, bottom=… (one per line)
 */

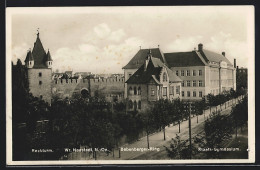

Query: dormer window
left=163, top=72, right=167, bottom=82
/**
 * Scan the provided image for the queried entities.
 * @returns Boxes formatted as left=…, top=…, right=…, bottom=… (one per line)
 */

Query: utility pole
left=188, top=102, right=192, bottom=159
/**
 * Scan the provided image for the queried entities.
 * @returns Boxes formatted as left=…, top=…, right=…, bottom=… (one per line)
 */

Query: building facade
left=125, top=50, right=182, bottom=111
left=123, top=43, right=236, bottom=102
left=24, top=33, right=125, bottom=104
left=24, top=32, right=53, bottom=103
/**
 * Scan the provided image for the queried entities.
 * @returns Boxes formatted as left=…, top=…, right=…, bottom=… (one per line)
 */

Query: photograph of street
left=6, top=6, right=254, bottom=164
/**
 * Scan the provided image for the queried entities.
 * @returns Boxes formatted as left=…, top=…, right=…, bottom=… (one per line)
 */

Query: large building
left=123, top=44, right=236, bottom=102
left=125, top=50, right=182, bottom=111
left=24, top=32, right=125, bottom=104
left=24, top=32, right=53, bottom=103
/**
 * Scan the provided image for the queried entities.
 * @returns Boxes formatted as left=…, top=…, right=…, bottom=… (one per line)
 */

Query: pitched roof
left=46, top=50, right=53, bottom=61
left=126, top=57, right=182, bottom=84
left=31, top=34, right=48, bottom=68
left=165, top=67, right=182, bottom=82
left=126, top=63, right=162, bottom=84
left=24, top=50, right=34, bottom=62
left=151, top=57, right=182, bottom=82
left=122, top=48, right=167, bottom=69
left=164, top=51, right=206, bottom=67
left=200, top=49, right=232, bottom=65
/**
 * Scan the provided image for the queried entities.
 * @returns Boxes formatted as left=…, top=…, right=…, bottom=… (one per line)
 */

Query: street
left=67, top=97, right=242, bottom=160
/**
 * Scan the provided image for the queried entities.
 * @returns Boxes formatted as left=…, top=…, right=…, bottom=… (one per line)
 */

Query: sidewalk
left=67, top=96, right=243, bottom=160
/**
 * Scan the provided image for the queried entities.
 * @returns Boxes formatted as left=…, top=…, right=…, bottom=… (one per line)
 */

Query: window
left=176, top=86, right=180, bottom=95
left=163, top=87, right=167, bottom=96
left=181, top=70, right=185, bottom=76
left=151, top=88, right=155, bottom=96
left=181, top=81, right=185, bottom=87
left=187, top=81, right=191, bottom=87
left=39, top=72, right=42, bottom=77
left=40, top=95, right=43, bottom=99
left=176, top=70, right=179, bottom=76
left=171, top=86, right=174, bottom=95
left=199, top=91, right=203, bottom=97
left=199, top=70, right=202, bottom=76
left=29, top=61, right=31, bottom=65
left=193, top=70, right=196, bottom=76
left=128, top=100, right=133, bottom=109
left=134, top=87, right=137, bottom=95
left=39, top=81, right=42, bottom=85
left=186, top=70, right=190, bottom=76
left=193, top=91, right=196, bottom=97
left=187, top=91, right=190, bottom=97
left=182, top=91, right=185, bottom=97
left=163, top=72, right=167, bottom=82
left=138, top=101, right=141, bottom=109
left=138, top=87, right=141, bottom=95
left=193, top=80, right=196, bottom=87
left=129, top=87, right=133, bottom=95
left=199, top=80, right=203, bottom=87
left=134, top=101, right=137, bottom=110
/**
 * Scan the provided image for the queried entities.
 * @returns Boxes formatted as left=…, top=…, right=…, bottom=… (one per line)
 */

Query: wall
left=89, top=77, right=125, bottom=102
left=171, top=66, right=206, bottom=100
left=28, top=68, right=52, bottom=104
left=52, top=77, right=125, bottom=102
left=52, top=79, right=89, bottom=99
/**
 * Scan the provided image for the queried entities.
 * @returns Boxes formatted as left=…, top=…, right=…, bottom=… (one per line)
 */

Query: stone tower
left=24, top=31, right=53, bottom=104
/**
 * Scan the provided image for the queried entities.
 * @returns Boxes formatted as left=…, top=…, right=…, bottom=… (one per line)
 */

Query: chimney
left=198, top=43, right=203, bottom=51
left=222, top=52, right=225, bottom=56
left=234, top=59, right=236, bottom=68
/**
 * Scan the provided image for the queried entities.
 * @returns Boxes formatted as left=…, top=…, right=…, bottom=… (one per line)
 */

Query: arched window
left=129, top=87, right=132, bottom=95
left=134, top=87, right=137, bottom=95
left=134, top=101, right=137, bottom=110
left=163, top=72, right=167, bottom=82
left=138, top=87, right=141, bottom=95
left=81, top=89, right=89, bottom=98
left=128, top=100, right=133, bottom=109
left=138, top=101, right=141, bottom=109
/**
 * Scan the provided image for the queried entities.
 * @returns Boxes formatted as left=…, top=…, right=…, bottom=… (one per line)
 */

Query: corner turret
left=46, top=49, right=53, bottom=68
left=24, top=49, right=34, bottom=68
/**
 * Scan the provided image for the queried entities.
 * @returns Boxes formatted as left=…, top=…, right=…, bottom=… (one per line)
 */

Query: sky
left=8, top=6, right=254, bottom=74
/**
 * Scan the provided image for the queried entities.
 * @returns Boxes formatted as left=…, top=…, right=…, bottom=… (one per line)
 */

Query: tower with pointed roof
left=24, top=31, right=53, bottom=103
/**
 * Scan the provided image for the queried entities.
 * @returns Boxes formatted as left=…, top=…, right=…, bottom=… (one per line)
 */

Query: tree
left=204, top=111, right=233, bottom=158
left=165, top=134, right=199, bottom=159
left=152, top=99, right=171, bottom=140
left=172, top=98, right=184, bottom=133
left=230, top=95, right=248, bottom=138
left=140, top=109, right=156, bottom=149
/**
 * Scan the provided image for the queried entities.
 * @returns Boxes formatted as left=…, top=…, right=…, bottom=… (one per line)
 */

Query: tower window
left=39, top=72, right=42, bottom=77
left=134, top=87, right=137, bottom=95
left=39, top=81, right=42, bottom=85
left=138, top=87, right=141, bottom=95
left=163, top=72, right=167, bottom=82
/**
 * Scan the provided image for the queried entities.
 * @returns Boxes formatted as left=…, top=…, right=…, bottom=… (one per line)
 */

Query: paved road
left=67, top=97, right=243, bottom=160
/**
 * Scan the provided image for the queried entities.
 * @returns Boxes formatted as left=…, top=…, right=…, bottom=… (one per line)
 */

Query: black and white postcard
left=6, top=6, right=255, bottom=165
